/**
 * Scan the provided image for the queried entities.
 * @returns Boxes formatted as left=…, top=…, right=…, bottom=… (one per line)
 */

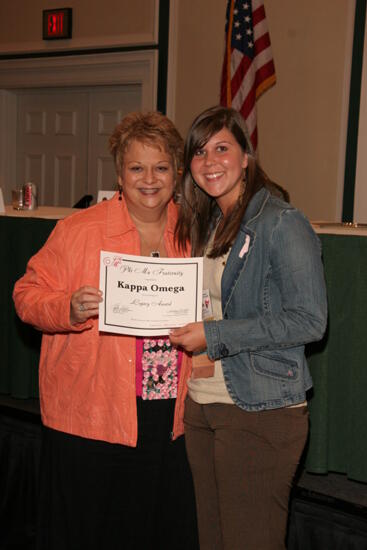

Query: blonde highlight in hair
left=109, top=111, right=184, bottom=181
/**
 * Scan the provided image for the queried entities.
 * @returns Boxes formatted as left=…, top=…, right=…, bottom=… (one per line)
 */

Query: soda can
left=22, top=182, right=38, bottom=210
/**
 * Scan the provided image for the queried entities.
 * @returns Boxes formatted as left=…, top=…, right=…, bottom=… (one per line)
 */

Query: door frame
left=0, top=50, right=157, bottom=202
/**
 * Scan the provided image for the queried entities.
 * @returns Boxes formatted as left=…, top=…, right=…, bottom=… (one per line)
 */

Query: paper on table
left=99, top=251, right=203, bottom=336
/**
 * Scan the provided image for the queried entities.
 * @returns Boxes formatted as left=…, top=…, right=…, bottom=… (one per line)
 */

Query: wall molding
left=0, top=50, right=157, bottom=102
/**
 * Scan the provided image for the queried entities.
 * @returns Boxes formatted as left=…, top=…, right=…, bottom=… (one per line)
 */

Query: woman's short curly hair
left=109, top=111, right=184, bottom=179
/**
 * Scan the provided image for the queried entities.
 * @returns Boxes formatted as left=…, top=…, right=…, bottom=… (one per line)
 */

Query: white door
left=16, top=89, right=89, bottom=206
left=16, top=85, right=141, bottom=207
left=88, top=85, right=141, bottom=201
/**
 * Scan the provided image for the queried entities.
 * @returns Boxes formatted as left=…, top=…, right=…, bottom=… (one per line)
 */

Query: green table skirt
left=1, top=219, right=367, bottom=482
left=0, top=216, right=56, bottom=399
left=306, top=234, right=367, bottom=482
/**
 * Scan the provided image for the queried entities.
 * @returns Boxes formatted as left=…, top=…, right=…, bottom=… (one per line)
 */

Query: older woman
left=13, top=112, right=198, bottom=550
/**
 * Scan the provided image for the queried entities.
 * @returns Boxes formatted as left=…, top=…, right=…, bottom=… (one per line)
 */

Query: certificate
left=99, top=251, right=203, bottom=336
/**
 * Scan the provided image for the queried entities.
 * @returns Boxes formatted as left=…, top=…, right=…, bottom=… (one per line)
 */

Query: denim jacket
left=203, top=187, right=328, bottom=411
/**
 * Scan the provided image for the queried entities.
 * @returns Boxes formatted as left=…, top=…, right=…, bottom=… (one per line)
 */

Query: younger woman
left=170, top=106, right=327, bottom=550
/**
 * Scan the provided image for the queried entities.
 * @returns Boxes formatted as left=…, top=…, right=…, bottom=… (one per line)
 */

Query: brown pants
left=184, top=396, right=308, bottom=550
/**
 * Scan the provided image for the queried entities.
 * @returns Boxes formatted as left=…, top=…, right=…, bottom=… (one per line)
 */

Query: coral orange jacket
left=13, top=194, right=192, bottom=446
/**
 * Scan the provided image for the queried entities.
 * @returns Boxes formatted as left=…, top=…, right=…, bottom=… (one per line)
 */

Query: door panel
left=88, top=85, right=142, bottom=201
left=17, top=89, right=89, bottom=206
left=54, top=155, right=77, bottom=206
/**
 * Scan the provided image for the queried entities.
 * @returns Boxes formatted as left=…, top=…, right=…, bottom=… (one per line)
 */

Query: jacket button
left=220, top=344, right=229, bottom=356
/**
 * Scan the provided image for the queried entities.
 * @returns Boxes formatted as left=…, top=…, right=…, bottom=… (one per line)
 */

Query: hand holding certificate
left=99, top=251, right=203, bottom=336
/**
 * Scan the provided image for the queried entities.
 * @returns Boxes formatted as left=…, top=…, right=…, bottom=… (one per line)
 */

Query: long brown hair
left=175, top=106, right=272, bottom=257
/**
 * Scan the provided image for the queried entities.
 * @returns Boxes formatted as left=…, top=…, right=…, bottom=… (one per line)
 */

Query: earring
left=118, top=186, right=122, bottom=201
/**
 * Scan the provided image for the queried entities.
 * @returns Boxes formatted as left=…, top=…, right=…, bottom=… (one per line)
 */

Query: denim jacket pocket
left=250, top=351, right=300, bottom=383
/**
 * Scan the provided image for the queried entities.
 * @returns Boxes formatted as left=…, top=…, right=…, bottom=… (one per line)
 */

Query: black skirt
left=37, top=398, right=199, bottom=550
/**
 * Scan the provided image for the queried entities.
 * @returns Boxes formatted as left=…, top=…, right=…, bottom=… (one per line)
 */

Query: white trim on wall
left=0, top=51, right=157, bottom=103
left=0, top=90, right=16, bottom=198
left=0, top=34, right=157, bottom=55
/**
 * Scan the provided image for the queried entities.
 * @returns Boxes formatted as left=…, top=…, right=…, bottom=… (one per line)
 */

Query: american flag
left=220, top=0, right=276, bottom=151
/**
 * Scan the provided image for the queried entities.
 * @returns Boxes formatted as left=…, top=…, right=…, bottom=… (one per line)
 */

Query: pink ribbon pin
left=239, top=235, right=250, bottom=258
